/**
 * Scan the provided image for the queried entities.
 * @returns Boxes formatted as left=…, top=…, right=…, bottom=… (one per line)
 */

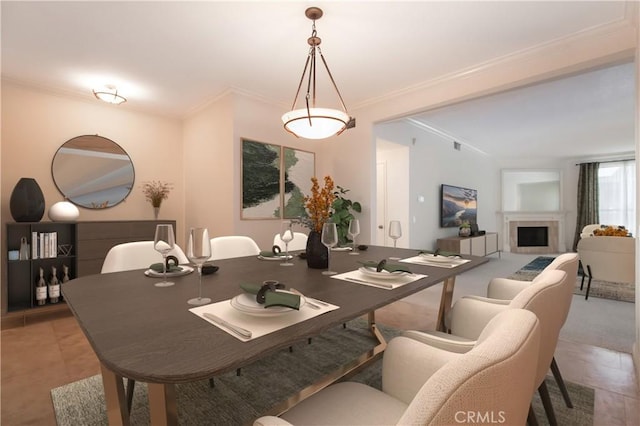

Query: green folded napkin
left=358, top=261, right=411, bottom=274
left=418, top=250, right=459, bottom=257
left=240, top=282, right=300, bottom=310
left=149, top=263, right=183, bottom=273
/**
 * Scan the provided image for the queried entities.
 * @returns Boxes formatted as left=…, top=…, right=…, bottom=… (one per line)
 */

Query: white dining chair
left=273, top=232, right=308, bottom=252
left=100, top=240, right=189, bottom=273
left=209, top=236, right=260, bottom=260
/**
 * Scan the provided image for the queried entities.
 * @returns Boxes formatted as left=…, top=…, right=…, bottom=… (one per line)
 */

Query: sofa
left=576, top=232, right=635, bottom=300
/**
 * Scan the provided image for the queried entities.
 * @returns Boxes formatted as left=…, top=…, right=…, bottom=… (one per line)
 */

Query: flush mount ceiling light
left=282, top=7, right=355, bottom=139
left=92, top=85, right=127, bottom=105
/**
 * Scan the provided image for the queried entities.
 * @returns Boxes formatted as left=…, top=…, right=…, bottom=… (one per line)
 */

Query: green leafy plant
left=299, top=179, right=362, bottom=246
left=332, top=185, right=362, bottom=246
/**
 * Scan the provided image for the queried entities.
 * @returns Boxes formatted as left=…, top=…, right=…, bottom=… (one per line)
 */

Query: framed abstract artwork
left=283, top=147, right=315, bottom=219
left=241, top=139, right=282, bottom=219
left=241, top=139, right=316, bottom=220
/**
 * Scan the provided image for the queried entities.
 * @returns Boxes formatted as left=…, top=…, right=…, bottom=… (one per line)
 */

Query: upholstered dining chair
left=254, top=309, right=541, bottom=426
left=402, top=269, right=568, bottom=426
left=273, top=232, right=308, bottom=252
left=484, top=253, right=579, bottom=411
left=100, top=240, right=189, bottom=273
left=100, top=240, right=189, bottom=412
left=209, top=235, right=261, bottom=260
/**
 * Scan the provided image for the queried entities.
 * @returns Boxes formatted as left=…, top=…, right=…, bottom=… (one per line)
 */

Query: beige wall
left=182, top=92, right=235, bottom=243
left=181, top=91, right=329, bottom=250
left=1, top=82, right=185, bottom=239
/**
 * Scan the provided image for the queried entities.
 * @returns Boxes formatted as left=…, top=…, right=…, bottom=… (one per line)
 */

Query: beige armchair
left=254, top=309, right=540, bottom=426
left=577, top=235, right=635, bottom=300
left=403, top=269, right=568, bottom=425
left=483, top=253, right=579, bottom=411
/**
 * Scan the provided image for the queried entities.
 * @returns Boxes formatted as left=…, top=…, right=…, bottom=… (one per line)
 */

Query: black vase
left=306, top=231, right=328, bottom=269
left=10, top=178, right=45, bottom=222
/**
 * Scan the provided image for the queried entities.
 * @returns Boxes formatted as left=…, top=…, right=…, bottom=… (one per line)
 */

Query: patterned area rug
left=509, top=256, right=635, bottom=303
left=50, top=319, right=594, bottom=425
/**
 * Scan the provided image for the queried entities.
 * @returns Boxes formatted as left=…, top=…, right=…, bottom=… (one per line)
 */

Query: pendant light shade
left=282, top=7, right=355, bottom=139
left=282, top=108, right=350, bottom=140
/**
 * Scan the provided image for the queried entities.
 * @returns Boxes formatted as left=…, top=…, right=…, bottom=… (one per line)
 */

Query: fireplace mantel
left=497, top=211, right=567, bottom=253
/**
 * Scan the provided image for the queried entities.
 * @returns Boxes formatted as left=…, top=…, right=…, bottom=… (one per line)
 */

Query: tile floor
left=1, top=301, right=638, bottom=425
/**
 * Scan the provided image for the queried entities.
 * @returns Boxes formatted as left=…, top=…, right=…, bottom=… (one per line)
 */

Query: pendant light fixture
left=282, top=7, right=355, bottom=139
left=92, top=85, right=127, bottom=105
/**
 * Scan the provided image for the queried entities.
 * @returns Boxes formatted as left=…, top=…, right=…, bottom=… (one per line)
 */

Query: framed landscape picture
left=241, top=139, right=282, bottom=219
left=283, top=147, right=315, bottom=219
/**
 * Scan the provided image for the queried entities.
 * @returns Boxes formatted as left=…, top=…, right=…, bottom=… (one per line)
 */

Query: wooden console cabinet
left=3, top=220, right=175, bottom=316
left=437, top=232, right=499, bottom=257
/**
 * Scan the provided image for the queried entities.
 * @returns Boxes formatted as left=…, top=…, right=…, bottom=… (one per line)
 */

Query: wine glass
left=348, top=219, right=360, bottom=255
left=153, top=224, right=176, bottom=287
left=389, top=220, right=402, bottom=260
left=187, top=227, right=212, bottom=305
left=321, top=222, right=338, bottom=275
left=280, top=221, right=295, bottom=266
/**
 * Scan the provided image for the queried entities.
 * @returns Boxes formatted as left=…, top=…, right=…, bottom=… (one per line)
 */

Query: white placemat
left=400, top=255, right=471, bottom=268
left=330, top=269, right=427, bottom=290
left=190, top=296, right=339, bottom=342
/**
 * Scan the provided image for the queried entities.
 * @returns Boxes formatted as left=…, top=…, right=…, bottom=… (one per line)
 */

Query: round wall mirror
left=51, top=135, right=135, bottom=208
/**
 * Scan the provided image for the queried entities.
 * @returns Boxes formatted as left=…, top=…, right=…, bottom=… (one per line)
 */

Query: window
left=598, top=161, right=636, bottom=232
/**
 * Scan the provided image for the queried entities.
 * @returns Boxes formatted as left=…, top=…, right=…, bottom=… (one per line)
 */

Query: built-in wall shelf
left=2, top=220, right=176, bottom=324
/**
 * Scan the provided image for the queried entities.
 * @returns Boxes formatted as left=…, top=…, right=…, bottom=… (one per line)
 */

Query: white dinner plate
left=144, top=265, right=194, bottom=278
left=331, top=247, right=353, bottom=252
left=418, top=254, right=458, bottom=263
left=230, top=292, right=306, bottom=317
left=257, top=255, right=293, bottom=261
left=358, top=266, right=409, bottom=280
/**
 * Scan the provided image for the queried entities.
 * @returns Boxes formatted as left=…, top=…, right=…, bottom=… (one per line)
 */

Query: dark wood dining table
left=62, top=245, right=488, bottom=425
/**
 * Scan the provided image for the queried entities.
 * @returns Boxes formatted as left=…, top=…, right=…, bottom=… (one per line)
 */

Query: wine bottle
left=35, top=267, right=47, bottom=306
left=62, top=264, right=70, bottom=283
left=48, top=266, right=60, bottom=304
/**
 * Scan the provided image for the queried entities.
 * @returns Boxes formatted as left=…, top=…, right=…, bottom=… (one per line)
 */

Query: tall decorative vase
left=306, top=231, right=328, bottom=269
left=154, top=207, right=160, bottom=220
left=9, top=178, right=45, bottom=222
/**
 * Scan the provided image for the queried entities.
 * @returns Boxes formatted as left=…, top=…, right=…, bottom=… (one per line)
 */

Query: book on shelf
left=32, top=231, right=59, bottom=259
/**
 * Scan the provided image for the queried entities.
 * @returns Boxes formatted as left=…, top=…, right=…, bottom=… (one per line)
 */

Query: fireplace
left=517, top=226, right=549, bottom=247
left=504, top=216, right=563, bottom=254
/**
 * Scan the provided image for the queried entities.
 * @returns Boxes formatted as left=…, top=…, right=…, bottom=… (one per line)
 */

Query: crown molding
left=183, top=86, right=287, bottom=120
left=353, top=17, right=636, bottom=111
left=404, top=118, right=489, bottom=156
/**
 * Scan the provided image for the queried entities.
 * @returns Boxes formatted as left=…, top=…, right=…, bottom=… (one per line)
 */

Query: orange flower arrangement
left=304, top=176, right=336, bottom=233
left=593, top=226, right=629, bottom=237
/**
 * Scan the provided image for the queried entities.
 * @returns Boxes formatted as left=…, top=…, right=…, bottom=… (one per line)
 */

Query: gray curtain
left=573, top=162, right=599, bottom=251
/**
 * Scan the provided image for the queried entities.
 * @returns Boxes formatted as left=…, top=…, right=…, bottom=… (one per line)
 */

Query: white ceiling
left=1, top=1, right=636, bottom=159
left=406, top=61, right=635, bottom=159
